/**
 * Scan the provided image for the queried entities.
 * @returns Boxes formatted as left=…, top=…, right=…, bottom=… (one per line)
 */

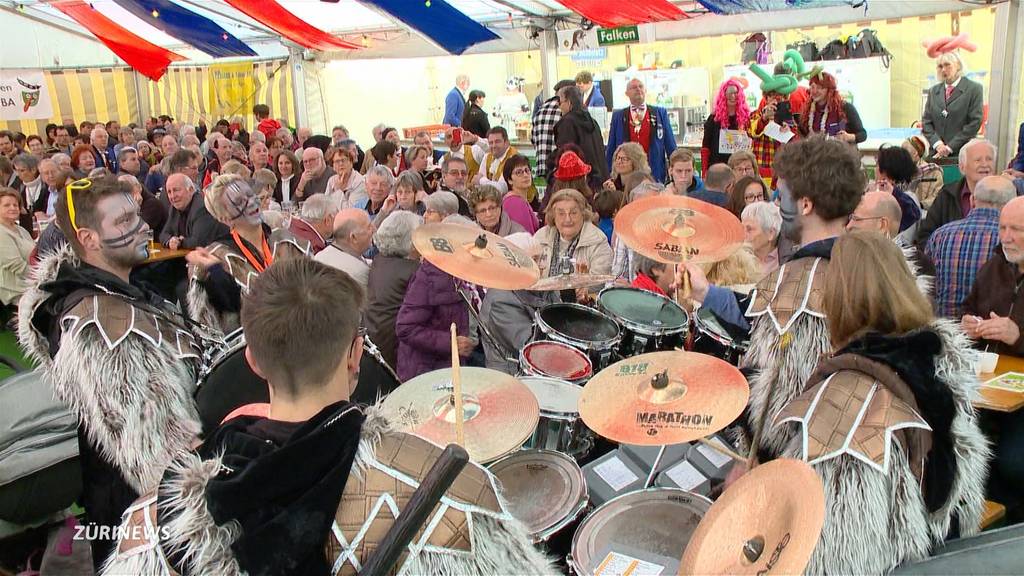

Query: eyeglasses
left=744, top=193, right=765, bottom=202
left=475, top=205, right=500, bottom=215
left=447, top=169, right=468, bottom=177
left=511, top=168, right=532, bottom=176
left=302, top=158, right=319, bottom=165
left=66, top=178, right=93, bottom=233
left=555, top=209, right=581, bottom=219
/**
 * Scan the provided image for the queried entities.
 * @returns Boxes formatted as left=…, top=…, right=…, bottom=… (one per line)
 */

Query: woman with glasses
left=726, top=175, right=770, bottom=218
left=501, top=154, right=540, bottom=234
left=325, top=145, right=366, bottom=209
left=468, top=184, right=525, bottom=237
left=535, top=188, right=612, bottom=284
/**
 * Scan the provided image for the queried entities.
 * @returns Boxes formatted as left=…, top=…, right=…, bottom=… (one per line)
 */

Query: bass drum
left=194, top=332, right=399, bottom=434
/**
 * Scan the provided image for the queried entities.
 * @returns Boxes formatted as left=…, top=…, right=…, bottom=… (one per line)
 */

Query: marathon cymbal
left=679, top=458, right=825, bottom=575
left=528, top=273, right=617, bottom=291
left=381, top=367, right=540, bottom=464
left=412, top=223, right=540, bottom=290
left=579, top=351, right=748, bottom=446
left=614, top=195, right=744, bottom=264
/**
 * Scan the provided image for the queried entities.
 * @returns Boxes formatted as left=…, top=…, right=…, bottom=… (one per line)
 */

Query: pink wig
left=713, top=77, right=751, bottom=128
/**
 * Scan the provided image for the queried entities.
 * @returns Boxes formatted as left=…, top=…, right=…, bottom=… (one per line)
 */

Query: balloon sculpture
left=922, top=33, right=977, bottom=58
left=748, top=48, right=823, bottom=95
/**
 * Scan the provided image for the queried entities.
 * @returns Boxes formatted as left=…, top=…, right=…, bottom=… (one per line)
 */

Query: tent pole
left=986, top=0, right=1023, bottom=169
left=134, top=70, right=151, bottom=128
left=539, top=29, right=558, bottom=100
left=289, top=50, right=309, bottom=131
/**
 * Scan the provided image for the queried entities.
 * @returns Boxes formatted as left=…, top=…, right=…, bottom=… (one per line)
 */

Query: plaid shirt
left=747, top=111, right=782, bottom=178
left=925, top=206, right=1001, bottom=318
left=531, top=97, right=562, bottom=177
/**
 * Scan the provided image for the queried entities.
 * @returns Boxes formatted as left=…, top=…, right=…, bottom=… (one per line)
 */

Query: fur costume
left=101, top=406, right=556, bottom=575
left=773, top=321, right=989, bottom=574
left=186, top=228, right=309, bottom=335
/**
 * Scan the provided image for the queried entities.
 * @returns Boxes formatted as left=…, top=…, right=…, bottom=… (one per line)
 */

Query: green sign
left=597, top=26, right=640, bottom=47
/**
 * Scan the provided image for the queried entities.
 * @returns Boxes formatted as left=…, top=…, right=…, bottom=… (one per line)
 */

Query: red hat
left=554, top=151, right=592, bottom=180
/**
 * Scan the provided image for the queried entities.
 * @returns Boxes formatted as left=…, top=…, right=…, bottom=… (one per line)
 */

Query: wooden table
left=142, top=243, right=192, bottom=264
left=973, top=355, right=1024, bottom=413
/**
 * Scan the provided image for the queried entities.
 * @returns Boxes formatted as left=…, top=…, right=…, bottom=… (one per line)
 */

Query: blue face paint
left=778, top=180, right=802, bottom=243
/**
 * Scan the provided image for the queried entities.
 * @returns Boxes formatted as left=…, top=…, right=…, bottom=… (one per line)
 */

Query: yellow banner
left=209, top=62, right=254, bottom=117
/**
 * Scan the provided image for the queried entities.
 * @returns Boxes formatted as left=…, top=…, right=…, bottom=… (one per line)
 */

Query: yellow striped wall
left=0, top=67, right=137, bottom=135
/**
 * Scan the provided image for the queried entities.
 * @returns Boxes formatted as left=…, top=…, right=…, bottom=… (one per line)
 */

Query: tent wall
left=0, top=67, right=139, bottom=135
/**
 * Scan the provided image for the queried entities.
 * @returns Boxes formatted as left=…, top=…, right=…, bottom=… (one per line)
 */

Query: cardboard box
left=582, top=449, right=647, bottom=507
left=655, top=459, right=711, bottom=496
left=619, top=442, right=690, bottom=477
left=687, top=435, right=736, bottom=482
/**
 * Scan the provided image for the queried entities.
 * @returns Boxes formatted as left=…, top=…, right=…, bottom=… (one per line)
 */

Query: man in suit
left=413, top=130, right=445, bottom=165
left=160, top=172, right=227, bottom=250
left=922, top=52, right=984, bottom=161
left=443, top=74, right=470, bottom=127
left=606, top=78, right=677, bottom=183
left=90, top=127, right=118, bottom=172
left=575, top=71, right=606, bottom=108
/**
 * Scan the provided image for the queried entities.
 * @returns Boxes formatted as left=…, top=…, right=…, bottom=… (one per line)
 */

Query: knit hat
left=423, top=190, right=459, bottom=216
left=554, top=151, right=592, bottom=180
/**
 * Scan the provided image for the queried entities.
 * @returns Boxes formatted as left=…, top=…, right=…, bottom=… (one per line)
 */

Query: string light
left=151, top=9, right=159, bottom=18
left=425, top=0, right=431, bottom=6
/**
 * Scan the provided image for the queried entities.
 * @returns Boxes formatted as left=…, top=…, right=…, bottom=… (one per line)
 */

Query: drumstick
left=697, top=437, right=745, bottom=463
left=450, top=323, right=465, bottom=446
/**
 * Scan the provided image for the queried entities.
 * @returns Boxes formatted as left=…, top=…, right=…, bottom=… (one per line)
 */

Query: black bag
left=857, top=28, right=892, bottom=67
left=787, top=41, right=819, bottom=63
left=819, top=39, right=848, bottom=60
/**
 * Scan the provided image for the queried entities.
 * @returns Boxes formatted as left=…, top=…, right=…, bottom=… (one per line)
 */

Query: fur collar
left=17, top=243, right=78, bottom=367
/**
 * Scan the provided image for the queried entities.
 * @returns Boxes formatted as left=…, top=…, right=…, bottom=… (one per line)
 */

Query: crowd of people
left=1, top=58, right=1024, bottom=574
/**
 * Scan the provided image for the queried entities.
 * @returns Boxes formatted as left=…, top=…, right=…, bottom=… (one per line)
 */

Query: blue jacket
left=585, top=86, right=606, bottom=108
left=606, top=105, right=677, bottom=183
left=1012, top=122, right=1024, bottom=172
left=443, top=87, right=465, bottom=127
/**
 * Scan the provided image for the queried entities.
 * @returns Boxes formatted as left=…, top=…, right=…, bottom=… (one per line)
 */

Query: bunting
left=48, top=0, right=185, bottom=81
left=361, top=0, right=499, bottom=55
left=221, top=0, right=361, bottom=52
left=556, top=0, right=688, bottom=27
left=113, top=0, right=256, bottom=58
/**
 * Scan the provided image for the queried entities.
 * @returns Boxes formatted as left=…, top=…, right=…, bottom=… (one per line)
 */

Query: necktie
left=944, top=84, right=954, bottom=101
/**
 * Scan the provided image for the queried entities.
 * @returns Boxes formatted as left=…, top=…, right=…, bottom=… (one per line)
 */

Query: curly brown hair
left=772, top=136, right=864, bottom=221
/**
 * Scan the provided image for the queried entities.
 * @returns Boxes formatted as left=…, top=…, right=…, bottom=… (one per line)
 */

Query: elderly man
left=332, top=124, right=365, bottom=168
left=117, top=173, right=166, bottom=235
left=444, top=74, right=470, bottom=127
left=51, top=152, right=71, bottom=173
left=927, top=175, right=1016, bottom=318
left=315, top=208, right=373, bottom=288
left=294, top=126, right=312, bottom=150
left=144, top=134, right=180, bottom=194
left=249, top=139, right=270, bottom=172
left=160, top=172, right=227, bottom=250
left=290, top=194, right=340, bottom=254
left=917, top=138, right=995, bottom=244
left=606, top=78, right=677, bottom=183
left=203, top=134, right=234, bottom=188
left=12, top=154, right=41, bottom=230
left=116, top=145, right=145, bottom=179
left=922, top=52, right=985, bottom=160
left=90, top=126, right=117, bottom=171
left=847, top=190, right=902, bottom=239
left=30, top=158, right=61, bottom=218
left=296, top=147, right=335, bottom=200
left=413, top=130, right=444, bottom=165
left=690, top=164, right=734, bottom=207
left=423, top=190, right=460, bottom=223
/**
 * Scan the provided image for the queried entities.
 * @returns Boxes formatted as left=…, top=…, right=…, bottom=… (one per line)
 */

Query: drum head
left=538, top=304, right=620, bottom=347
left=522, top=341, right=593, bottom=381
left=490, top=450, right=587, bottom=542
left=571, top=489, right=711, bottom=575
left=520, top=376, right=582, bottom=417
left=598, top=287, right=688, bottom=335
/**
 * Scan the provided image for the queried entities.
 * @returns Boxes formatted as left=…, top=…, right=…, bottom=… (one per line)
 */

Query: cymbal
left=528, top=273, right=616, bottom=291
left=380, top=367, right=540, bottom=464
left=578, top=351, right=748, bottom=446
left=412, top=223, right=540, bottom=290
left=679, top=459, right=825, bottom=575
left=614, top=195, right=744, bottom=264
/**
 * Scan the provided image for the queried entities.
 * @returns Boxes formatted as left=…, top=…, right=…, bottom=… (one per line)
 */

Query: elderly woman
left=726, top=175, right=769, bottom=218
left=501, top=154, right=540, bottom=233
left=603, top=142, right=650, bottom=192
left=0, top=188, right=33, bottom=306
left=185, top=174, right=309, bottom=334
left=741, top=200, right=782, bottom=277
left=469, top=184, right=525, bottom=236
left=251, top=168, right=280, bottom=211
left=136, top=140, right=158, bottom=167
left=367, top=210, right=423, bottom=371
left=535, top=188, right=612, bottom=281
left=70, top=144, right=96, bottom=178
left=375, top=170, right=426, bottom=226
left=405, top=144, right=431, bottom=174
left=325, top=145, right=366, bottom=209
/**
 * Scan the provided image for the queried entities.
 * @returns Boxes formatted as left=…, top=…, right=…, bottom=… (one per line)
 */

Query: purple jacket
left=395, top=261, right=469, bottom=381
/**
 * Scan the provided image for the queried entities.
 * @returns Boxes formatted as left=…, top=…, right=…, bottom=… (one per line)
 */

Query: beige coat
left=0, top=222, right=34, bottom=305
left=535, top=221, right=613, bottom=277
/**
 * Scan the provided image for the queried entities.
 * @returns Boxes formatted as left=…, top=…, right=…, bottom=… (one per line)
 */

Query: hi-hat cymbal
left=679, top=459, right=825, bottom=575
left=614, top=195, right=744, bottom=264
left=528, top=273, right=616, bottom=291
left=412, top=223, right=540, bottom=290
left=579, top=351, right=748, bottom=446
left=381, top=367, right=540, bottom=463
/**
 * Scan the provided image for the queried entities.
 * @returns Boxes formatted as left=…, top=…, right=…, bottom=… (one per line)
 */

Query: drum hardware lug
left=599, top=350, right=611, bottom=368
left=633, top=335, right=649, bottom=356
left=743, top=535, right=766, bottom=562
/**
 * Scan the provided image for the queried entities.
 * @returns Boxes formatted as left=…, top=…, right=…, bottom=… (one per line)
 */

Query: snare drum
left=520, top=376, right=593, bottom=460
left=568, top=489, right=711, bottom=575
left=490, top=450, right=589, bottom=543
left=520, top=340, right=593, bottom=384
left=537, top=303, right=621, bottom=370
left=597, top=287, right=689, bottom=357
left=692, top=307, right=750, bottom=365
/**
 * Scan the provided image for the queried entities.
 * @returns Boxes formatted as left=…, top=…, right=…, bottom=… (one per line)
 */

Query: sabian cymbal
left=412, top=223, right=540, bottom=290
left=579, top=351, right=748, bottom=446
left=679, top=459, right=825, bottom=575
left=614, top=195, right=744, bottom=264
left=381, top=367, right=540, bottom=463
left=528, top=273, right=616, bottom=291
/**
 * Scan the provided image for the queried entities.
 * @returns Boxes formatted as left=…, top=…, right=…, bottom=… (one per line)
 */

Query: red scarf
left=631, top=272, right=666, bottom=296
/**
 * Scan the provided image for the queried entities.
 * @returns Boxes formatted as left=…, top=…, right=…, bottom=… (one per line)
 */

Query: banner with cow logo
left=0, top=70, right=53, bottom=121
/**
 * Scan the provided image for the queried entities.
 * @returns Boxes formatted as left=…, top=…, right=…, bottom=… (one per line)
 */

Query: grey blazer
left=921, top=77, right=984, bottom=156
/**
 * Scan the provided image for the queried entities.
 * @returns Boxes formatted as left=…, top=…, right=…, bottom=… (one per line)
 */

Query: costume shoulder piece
left=746, top=256, right=828, bottom=335
left=775, top=355, right=931, bottom=475
left=206, top=229, right=311, bottom=295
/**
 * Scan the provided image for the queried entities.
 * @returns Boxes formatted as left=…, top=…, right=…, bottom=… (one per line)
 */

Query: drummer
left=480, top=232, right=560, bottom=374
left=535, top=188, right=613, bottom=302
left=632, top=254, right=676, bottom=297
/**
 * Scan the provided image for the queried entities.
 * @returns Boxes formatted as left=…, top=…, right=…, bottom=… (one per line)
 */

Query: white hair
left=374, top=211, right=423, bottom=257
left=300, top=194, right=341, bottom=221
left=178, top=124, right=196, bottom=140
left=958, top=138, right=996, bottom=167
left=366, top=165, right=396, bottom=188
left=741, top=201, right=782, bottom=238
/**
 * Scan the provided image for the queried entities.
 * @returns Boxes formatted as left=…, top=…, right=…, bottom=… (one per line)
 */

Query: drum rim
left=568, top=487, right=713, bottom=574
left=199, top=330, right=247, bottom=388
left=518, top=375, right=583, bottom=419
left=519, top=340, right=594, bottom=381
left=596, top=286, right=690, bottom=337
left=537, top=303, right=621, bottom=350
left=694, top=308, right=749, bottom=352
left=489, top=449, right=589, bottom=542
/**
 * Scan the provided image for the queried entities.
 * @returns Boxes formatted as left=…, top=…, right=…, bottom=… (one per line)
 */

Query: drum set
left=378, top=197, right=827, bottom=575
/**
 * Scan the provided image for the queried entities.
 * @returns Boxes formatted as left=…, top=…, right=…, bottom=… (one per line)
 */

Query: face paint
left=223, top=180, right=262, bottom=226
left=98, top=193, right=150, bottom=266
left=778, top=180, right=803, bottom=244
